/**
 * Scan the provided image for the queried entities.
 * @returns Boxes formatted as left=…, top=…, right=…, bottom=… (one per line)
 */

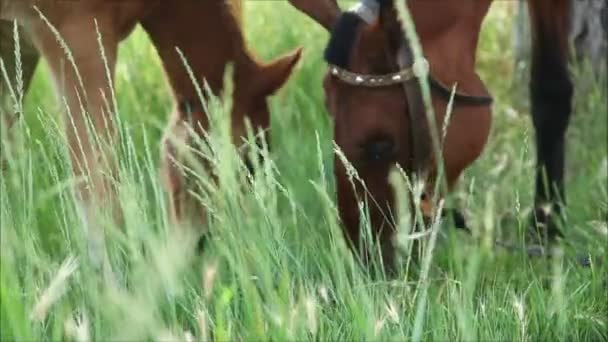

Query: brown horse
left=0, top=0, right=300, bottom=277
left=289, top=0, right=574, bottom=272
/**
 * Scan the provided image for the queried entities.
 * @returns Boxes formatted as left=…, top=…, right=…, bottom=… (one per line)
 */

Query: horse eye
left=360, top=137, right=396, bottom=163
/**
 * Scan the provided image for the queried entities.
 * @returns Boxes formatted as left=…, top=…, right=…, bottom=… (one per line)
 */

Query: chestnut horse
left=0, top=0, right=301, bottom=278
left=289, top=0, right=574, bottom=272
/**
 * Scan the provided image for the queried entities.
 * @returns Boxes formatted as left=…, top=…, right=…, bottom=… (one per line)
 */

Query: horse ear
left=256, top=48, right=302, bottom=96
left=287, top=0, right=341, bottom=31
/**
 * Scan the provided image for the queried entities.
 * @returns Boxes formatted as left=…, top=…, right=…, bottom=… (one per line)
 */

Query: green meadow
left=1, top=1, right=606, bottom=341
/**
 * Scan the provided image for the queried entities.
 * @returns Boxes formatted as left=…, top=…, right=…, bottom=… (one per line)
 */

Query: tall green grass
left=1, top=1, right=607, bottom=341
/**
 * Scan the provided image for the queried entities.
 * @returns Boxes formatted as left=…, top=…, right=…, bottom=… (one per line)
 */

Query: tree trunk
left=570, top=0, right=608, bottom=69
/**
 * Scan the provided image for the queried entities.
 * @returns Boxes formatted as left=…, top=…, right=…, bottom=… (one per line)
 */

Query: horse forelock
left=323, top=12, right=365, bottom=68
left=324, top=0, right=397, bottom=69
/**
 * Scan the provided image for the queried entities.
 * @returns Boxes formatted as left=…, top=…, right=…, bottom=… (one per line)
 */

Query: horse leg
left=138, top=3, right=219, bottom=248
left=160, top=113, right=211, bottom=250
left=30, top=13, right=121, bottom=279
left=527, top=0, right=573, bottom=242
left=0, top=20, right=39, bottom=168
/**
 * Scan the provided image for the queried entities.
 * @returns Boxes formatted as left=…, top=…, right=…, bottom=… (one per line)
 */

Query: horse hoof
left=440, top=208, right=470, bottom=232
left=196, top=233, right=210, bottom=254
left=527, top=207, right=565, bottom=245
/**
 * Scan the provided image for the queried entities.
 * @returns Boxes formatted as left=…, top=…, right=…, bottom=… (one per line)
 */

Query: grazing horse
left=289, top=0, right=574, bottom=271
left=0, top=0, right=301, bottom=276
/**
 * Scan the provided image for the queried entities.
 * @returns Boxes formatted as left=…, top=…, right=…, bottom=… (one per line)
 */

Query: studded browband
left=328, top=57, right=430, bottom=87
left=329, top=58, right=494, bottom=107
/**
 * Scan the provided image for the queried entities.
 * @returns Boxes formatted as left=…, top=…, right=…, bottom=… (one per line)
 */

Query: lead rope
left=377, top=1, right=434, bottom=226
left=395, top=42, right=432, bottom=189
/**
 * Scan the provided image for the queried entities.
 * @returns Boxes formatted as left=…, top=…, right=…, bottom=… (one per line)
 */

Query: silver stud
left=413, top=58, right=430, bottom=78
left=392, top=74, right=402, bottom=81
left=355, top=76, right=364, bottom=83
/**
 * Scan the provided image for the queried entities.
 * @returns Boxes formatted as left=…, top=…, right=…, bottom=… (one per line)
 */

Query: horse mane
left=323, top=0, right=401, bottom=68
left=228, top=0, right=243, bottom=26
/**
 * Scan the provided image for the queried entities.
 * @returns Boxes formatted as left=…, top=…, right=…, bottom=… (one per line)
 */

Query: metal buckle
left=349, top=0, right=380, bottom=24
left=412, top=58, right=430, bottom=79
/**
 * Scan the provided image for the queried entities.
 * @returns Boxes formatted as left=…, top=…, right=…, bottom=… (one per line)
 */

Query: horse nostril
left=363, top=137, right=395, bottom=162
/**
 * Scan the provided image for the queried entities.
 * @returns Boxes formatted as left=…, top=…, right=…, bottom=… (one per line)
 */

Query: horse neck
left=142, top=0, right=259, bottom=104
left=408, top=1, right=491, bottom=70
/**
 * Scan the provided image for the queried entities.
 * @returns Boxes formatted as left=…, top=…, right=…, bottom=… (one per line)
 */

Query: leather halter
left=328, top=3, right=494, bottom=177
left=328, top=57, right=429, bottom=87
left=328, top=57, right=494, bottom=106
